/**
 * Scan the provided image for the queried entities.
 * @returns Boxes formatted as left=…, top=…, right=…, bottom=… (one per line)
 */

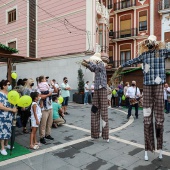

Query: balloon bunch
left=7, top=90, right=32, bottom=107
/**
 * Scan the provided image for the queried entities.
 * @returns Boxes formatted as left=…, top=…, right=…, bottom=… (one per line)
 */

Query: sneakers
left=5, top=145, right=14, bottom=149
left=108, top=106, right=111, bottom=108
left=45, top=135, right=54, bottom=140
left=1, top=149, right=7, bottom=156
left=40, top=137, right=46, bottom=144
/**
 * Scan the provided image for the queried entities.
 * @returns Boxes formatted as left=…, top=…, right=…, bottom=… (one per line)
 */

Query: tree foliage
left=78, top=68, right=84, bottom=93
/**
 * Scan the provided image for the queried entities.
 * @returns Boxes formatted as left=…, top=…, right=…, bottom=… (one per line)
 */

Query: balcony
left=114, top=0, right=136, bottom=11
left=108, top=4, right=113, bottom=9
left=158, top=0, right=170, bottom=13
left=109, top=28, right=137, bottom=40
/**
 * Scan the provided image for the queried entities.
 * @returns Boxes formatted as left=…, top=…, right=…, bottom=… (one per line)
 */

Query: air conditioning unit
left=166, top=42, right=170, bottom=49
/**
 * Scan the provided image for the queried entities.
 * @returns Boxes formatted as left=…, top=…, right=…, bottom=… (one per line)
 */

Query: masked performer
left=119, top=35, right=170, bottom=161
left=82, top=53, right=109, bottom=143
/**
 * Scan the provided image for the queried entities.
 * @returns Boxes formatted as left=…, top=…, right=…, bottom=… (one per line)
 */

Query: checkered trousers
left=91, top=88, right=109, bottom=140
left=143, top=84, right=164, bottom=151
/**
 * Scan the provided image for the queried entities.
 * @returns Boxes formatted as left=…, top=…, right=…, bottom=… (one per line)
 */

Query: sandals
left=30, top=145, right=39, bottom=150
left=34, top=142, right=42, bottom=147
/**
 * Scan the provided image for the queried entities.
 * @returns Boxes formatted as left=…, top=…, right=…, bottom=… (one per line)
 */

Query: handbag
left=129, top=87, right=139, bottom=105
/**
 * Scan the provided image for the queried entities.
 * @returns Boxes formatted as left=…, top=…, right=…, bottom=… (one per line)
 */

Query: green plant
left=78, top=68, right=84, bottom=93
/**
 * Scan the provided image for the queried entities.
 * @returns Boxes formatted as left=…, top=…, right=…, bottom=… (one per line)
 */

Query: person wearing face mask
left=126, top=81, right=140, bottom=119
left=0, top=80, right=18, bottom=155
left=21, top=78, right=35, bottom=133
left=61, top=77, right=71, bottom=115
left=119, top=35, right=170, bottom=161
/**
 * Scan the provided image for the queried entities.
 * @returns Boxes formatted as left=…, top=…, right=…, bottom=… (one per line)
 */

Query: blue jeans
left=128, top=103, right=138, bottom=118
left=118, top=96, right=122, bottom=106
left=84, top=92, right=89, bottom=104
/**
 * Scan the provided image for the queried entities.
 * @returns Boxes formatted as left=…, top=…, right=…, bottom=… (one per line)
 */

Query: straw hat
left=89, top=53, right=102, bottom=63
left=148, top=35, right=157, bottom=42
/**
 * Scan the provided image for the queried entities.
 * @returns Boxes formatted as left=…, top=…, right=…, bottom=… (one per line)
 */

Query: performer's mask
left=144, top=39, right=155, bottom=49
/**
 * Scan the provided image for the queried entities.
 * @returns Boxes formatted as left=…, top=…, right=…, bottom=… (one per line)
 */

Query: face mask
left=132, top=84, right=135, bottom=86
left=7, top=85, right=12, bottom=92
left=147, top=44, right=154, bottom=49
left=30, top=83, right=34, bottom=86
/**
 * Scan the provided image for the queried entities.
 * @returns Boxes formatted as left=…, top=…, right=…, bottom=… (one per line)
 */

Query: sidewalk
left=0, top=102, right=170, bottom=170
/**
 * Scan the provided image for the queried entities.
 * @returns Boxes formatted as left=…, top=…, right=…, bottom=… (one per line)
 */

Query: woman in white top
left=124, top=82, right=130, bottom=108
left=30, top=92, right=42, bottom=150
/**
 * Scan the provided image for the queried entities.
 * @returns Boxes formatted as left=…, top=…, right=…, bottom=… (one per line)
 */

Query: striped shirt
left=121, top=49, right=169, bottom=85
left=86, top=62, right=107, bottom=90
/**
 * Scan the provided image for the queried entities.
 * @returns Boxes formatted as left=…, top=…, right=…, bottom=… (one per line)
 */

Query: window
left=8, top=9, right=16, bottom=23
left=139, top=11, right=147, bottom=31
left=164, top=0, right=170, bottom=9
left=165, top=32, right=170, bottom=43
left=120, top=51, right=131, bottom=64
left=8, top=41, right=16, bottom=49
left=120, top=19, right=131, bottom=37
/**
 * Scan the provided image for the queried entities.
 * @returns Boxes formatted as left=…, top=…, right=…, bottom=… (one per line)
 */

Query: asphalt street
left=0, top=103, right=170, bottom=170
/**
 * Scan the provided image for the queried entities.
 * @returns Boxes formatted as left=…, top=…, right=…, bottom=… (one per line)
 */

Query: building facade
left=0, top=0, right=110, bottom=94
left=107, top=0, right=162, bottom=81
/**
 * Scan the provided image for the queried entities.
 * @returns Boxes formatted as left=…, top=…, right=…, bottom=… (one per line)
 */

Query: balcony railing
left=114, top=0, right=136, bottom=11
left=108, top=4, right=113, bottom=9
left=109, top=28, right=137, bottom=39
left=158, top=0, right=170, bottom=11
left=101, top=46, right=109, bottom=53
left=111, top=60, right=138, bottom=68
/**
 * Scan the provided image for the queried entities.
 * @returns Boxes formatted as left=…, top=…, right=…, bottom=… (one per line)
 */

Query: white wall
left=0, top=54, right=94, bottom=91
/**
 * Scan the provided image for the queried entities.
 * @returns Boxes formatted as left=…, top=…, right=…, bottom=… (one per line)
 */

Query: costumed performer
left=119, top=35, right=170, bottom=161
left=82, top=53, right=109, bottom=143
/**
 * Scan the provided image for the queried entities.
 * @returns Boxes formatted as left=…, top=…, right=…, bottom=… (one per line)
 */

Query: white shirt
left=30, top=102, right=42, bottom=121
left=164, top=88, right=167, bottom=100
left=85, top=84, right=89, bottom=93
left=91, top=84, right=94, bottom=93
left=126, top=86, right=140, bottom=98
left=166, top=87, right=170, bottom=100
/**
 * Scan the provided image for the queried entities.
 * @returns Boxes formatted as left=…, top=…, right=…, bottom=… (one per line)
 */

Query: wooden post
left=7, top=58, right=12, bottom=83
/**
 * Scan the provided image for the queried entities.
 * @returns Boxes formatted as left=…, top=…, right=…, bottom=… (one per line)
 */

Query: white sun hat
left=148, top=35, right=157, bottom=42
left=89, top=53, right=102, bottom=62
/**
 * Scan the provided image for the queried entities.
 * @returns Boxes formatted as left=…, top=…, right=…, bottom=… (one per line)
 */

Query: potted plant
left=73, top=68, right=85, bottom=104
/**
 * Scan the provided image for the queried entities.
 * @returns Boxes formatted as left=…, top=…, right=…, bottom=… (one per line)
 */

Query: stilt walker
left=82, top=53, right=109, bottom=142
left=119, top=35, right=170, bottom=160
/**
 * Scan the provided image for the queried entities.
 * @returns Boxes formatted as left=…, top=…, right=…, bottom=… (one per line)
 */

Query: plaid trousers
left=143, top=84, right=164, bottom=151
left=91, top=88, right=109, bottom=140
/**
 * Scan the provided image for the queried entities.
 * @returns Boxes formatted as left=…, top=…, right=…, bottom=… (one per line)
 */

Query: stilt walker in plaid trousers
left=82, top=53, right=109, bottom=143
left=119, top=35, right=170, bottom=161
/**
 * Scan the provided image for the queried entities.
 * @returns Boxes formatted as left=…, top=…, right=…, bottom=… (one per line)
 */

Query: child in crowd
left=52, top=96, right=65, bottom=128
left=30, top=92, right=42, bottom=150
left=38, top=76, right=52, bottom=108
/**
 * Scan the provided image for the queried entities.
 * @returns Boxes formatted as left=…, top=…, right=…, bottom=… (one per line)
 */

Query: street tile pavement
left=1, top=103, right=170, bottom=170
